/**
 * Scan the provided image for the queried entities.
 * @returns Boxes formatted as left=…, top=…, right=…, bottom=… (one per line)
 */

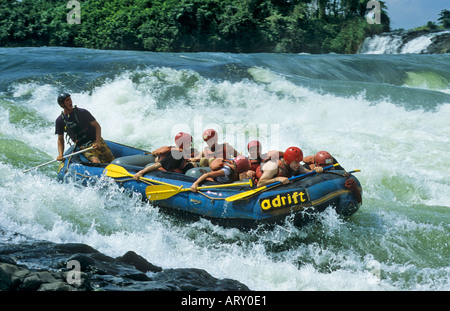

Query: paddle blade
left=146, top=181, right=252, bottom=201
left=225, top=186, right=266, bottom=202
left=146, top=185, right=184, bottom=201
left=104, top=164, right=132, bottom=179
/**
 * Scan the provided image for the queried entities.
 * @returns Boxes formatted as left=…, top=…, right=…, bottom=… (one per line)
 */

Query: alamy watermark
left=66, top=259, right=82, bottom=285
left=367, top=0, right=381, bottom=25
left=67, top=0, right=81, bottom=24
left=169, top=116, right=281, bottom=160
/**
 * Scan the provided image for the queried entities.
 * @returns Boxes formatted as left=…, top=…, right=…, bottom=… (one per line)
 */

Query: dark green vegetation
left=1, top=0, right=391, bottom=53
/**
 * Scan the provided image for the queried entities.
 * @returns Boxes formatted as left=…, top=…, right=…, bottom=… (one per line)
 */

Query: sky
left=386, top=0, right=449, bottom=30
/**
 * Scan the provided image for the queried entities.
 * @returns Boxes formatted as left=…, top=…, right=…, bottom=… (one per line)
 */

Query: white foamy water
left=1, top=48, right=449, bottom=290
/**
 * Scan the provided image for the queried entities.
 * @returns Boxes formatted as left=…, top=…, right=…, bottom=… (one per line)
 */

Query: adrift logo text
left=259, top=190, right=310, bottom=212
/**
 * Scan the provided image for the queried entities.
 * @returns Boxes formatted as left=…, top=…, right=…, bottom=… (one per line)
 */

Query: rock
left=0, top=262, right=22, bottom=290
left=0, top=241, right=250, bottom=291
left=117, top=251, right=162, bottom=273
left=0, top=262, right=90, bottom=291
left=152, top=268, right=250, bottom=291
left=427, top=33, right=450, bottom=54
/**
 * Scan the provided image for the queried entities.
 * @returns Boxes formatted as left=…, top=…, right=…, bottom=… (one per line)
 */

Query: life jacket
left=303, top=155, right=342, bottom=170
left=249, top=150, right=284, bottom=172
left=209, top=158, right=238, bottom=183
left=254, top=158, right=292, bottom=181
left=61, top=106, right=94, bottom=148
left=187, top=147, right=200, bottom=159
left=203, top=143, right=232, bottom=159
left=249, top=158, right=262, bottom=172
left=303, top=155, right=316, bottom=170
left=152, top=146, right=187, bottom=173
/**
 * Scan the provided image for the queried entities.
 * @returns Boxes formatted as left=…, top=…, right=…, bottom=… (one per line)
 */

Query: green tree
left=438, top=9, right=450, bottom=28
left=1, top=0, right=390, bottom=53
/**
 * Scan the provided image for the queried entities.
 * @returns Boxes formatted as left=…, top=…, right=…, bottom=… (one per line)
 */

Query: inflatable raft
left=57, top=141, right=362, bottom=228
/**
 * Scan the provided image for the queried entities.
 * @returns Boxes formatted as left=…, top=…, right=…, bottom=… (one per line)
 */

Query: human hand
left=133, top=171, right=143, bottom=180
left=191, top=183, right=198, bottom=192
left=276, top=177, right=290, bottom=185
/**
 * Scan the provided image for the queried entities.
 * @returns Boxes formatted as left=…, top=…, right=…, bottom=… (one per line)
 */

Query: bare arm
left=133, top=162, right=162, bottom=180
left=57, top=134, right=65, bottom=161
left=191, top=170, right=225, bottom=192
left=90, top=120, right=102, bottom=147
left=256, top=161, right=289, bottom=187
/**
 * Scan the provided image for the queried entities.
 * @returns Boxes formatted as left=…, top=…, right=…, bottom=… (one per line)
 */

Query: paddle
left=104, top=164, right=178, bottom=188
left=145, top=180, right=252, bottom=201
left=23, top=146, right=94, bottom=173
left=225, top=163, right=340, bottom=202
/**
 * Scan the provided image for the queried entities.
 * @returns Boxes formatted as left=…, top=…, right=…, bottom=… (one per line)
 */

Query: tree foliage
left=438, top=9, right=450, bottom=28
left=0, top=0, right=390, bottom=53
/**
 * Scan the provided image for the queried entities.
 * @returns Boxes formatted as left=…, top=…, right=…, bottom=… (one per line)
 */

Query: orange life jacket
left=203, top=143, right=235, bottom=159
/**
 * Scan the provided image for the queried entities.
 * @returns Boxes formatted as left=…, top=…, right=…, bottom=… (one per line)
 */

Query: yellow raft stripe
left=263, top=188, right=354, bottom=215
left=310, top=189, right=351, bottom=206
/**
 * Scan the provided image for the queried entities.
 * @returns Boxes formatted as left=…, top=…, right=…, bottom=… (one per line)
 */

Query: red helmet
left=234, top=155, right=250, bottom=174
left=315, top=151, right=333, bottom=167
left=203, top=129, right=217, bottom=143
left=247, top=140, right=261, bottom=151
left=174, top=132, right=192, bottom=149
left=283, top=147, right=303, bottom=165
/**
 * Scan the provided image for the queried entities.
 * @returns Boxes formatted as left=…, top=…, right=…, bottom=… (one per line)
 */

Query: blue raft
left=57, top=140, right=362, bottom=228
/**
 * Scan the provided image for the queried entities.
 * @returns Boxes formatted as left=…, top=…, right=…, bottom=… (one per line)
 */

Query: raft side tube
left=112, top=154, right=156, bottom=167
left=185, top=167, right=211, bottom=179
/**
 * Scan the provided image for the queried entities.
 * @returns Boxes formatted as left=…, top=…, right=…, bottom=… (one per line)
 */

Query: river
left=0, top=47, right=449, bottom=290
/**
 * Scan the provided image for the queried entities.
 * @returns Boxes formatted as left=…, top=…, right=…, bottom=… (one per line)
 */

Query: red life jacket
left=249, top=158, right=262, bottom=172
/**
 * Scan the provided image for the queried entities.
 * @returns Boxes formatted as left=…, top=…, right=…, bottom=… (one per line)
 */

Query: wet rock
left=117, top=251, right=162, bottom=273
left=152, top=268, right=250, bottom=291
left=427, top=33, right=450, bottom=54
left=0, top=262, right=90, bottom=291
left=0, top=241, right=249, bottom=291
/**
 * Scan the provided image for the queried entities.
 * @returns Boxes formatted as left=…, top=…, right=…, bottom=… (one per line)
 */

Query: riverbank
left=0, top=0, right=388, bottom=54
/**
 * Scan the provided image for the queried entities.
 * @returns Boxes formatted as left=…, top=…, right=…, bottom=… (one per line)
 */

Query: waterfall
left=358, top=30, right=450, bottom=54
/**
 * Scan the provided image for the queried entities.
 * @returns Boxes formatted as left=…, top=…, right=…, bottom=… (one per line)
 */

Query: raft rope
left=63, top=168, right=361, bottom=203
left=112, top=176, right=227, bottom=201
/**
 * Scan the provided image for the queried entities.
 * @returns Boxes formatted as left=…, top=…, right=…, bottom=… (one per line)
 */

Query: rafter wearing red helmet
left=255, top=146, right=323, bottom=187
left=133, top=132, right=199, bottom=180
left=303, top=151, right=343, bottom=170
left=246, top=140, right=284, bottom=179
left=199, top=129, right=240, bottom=166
